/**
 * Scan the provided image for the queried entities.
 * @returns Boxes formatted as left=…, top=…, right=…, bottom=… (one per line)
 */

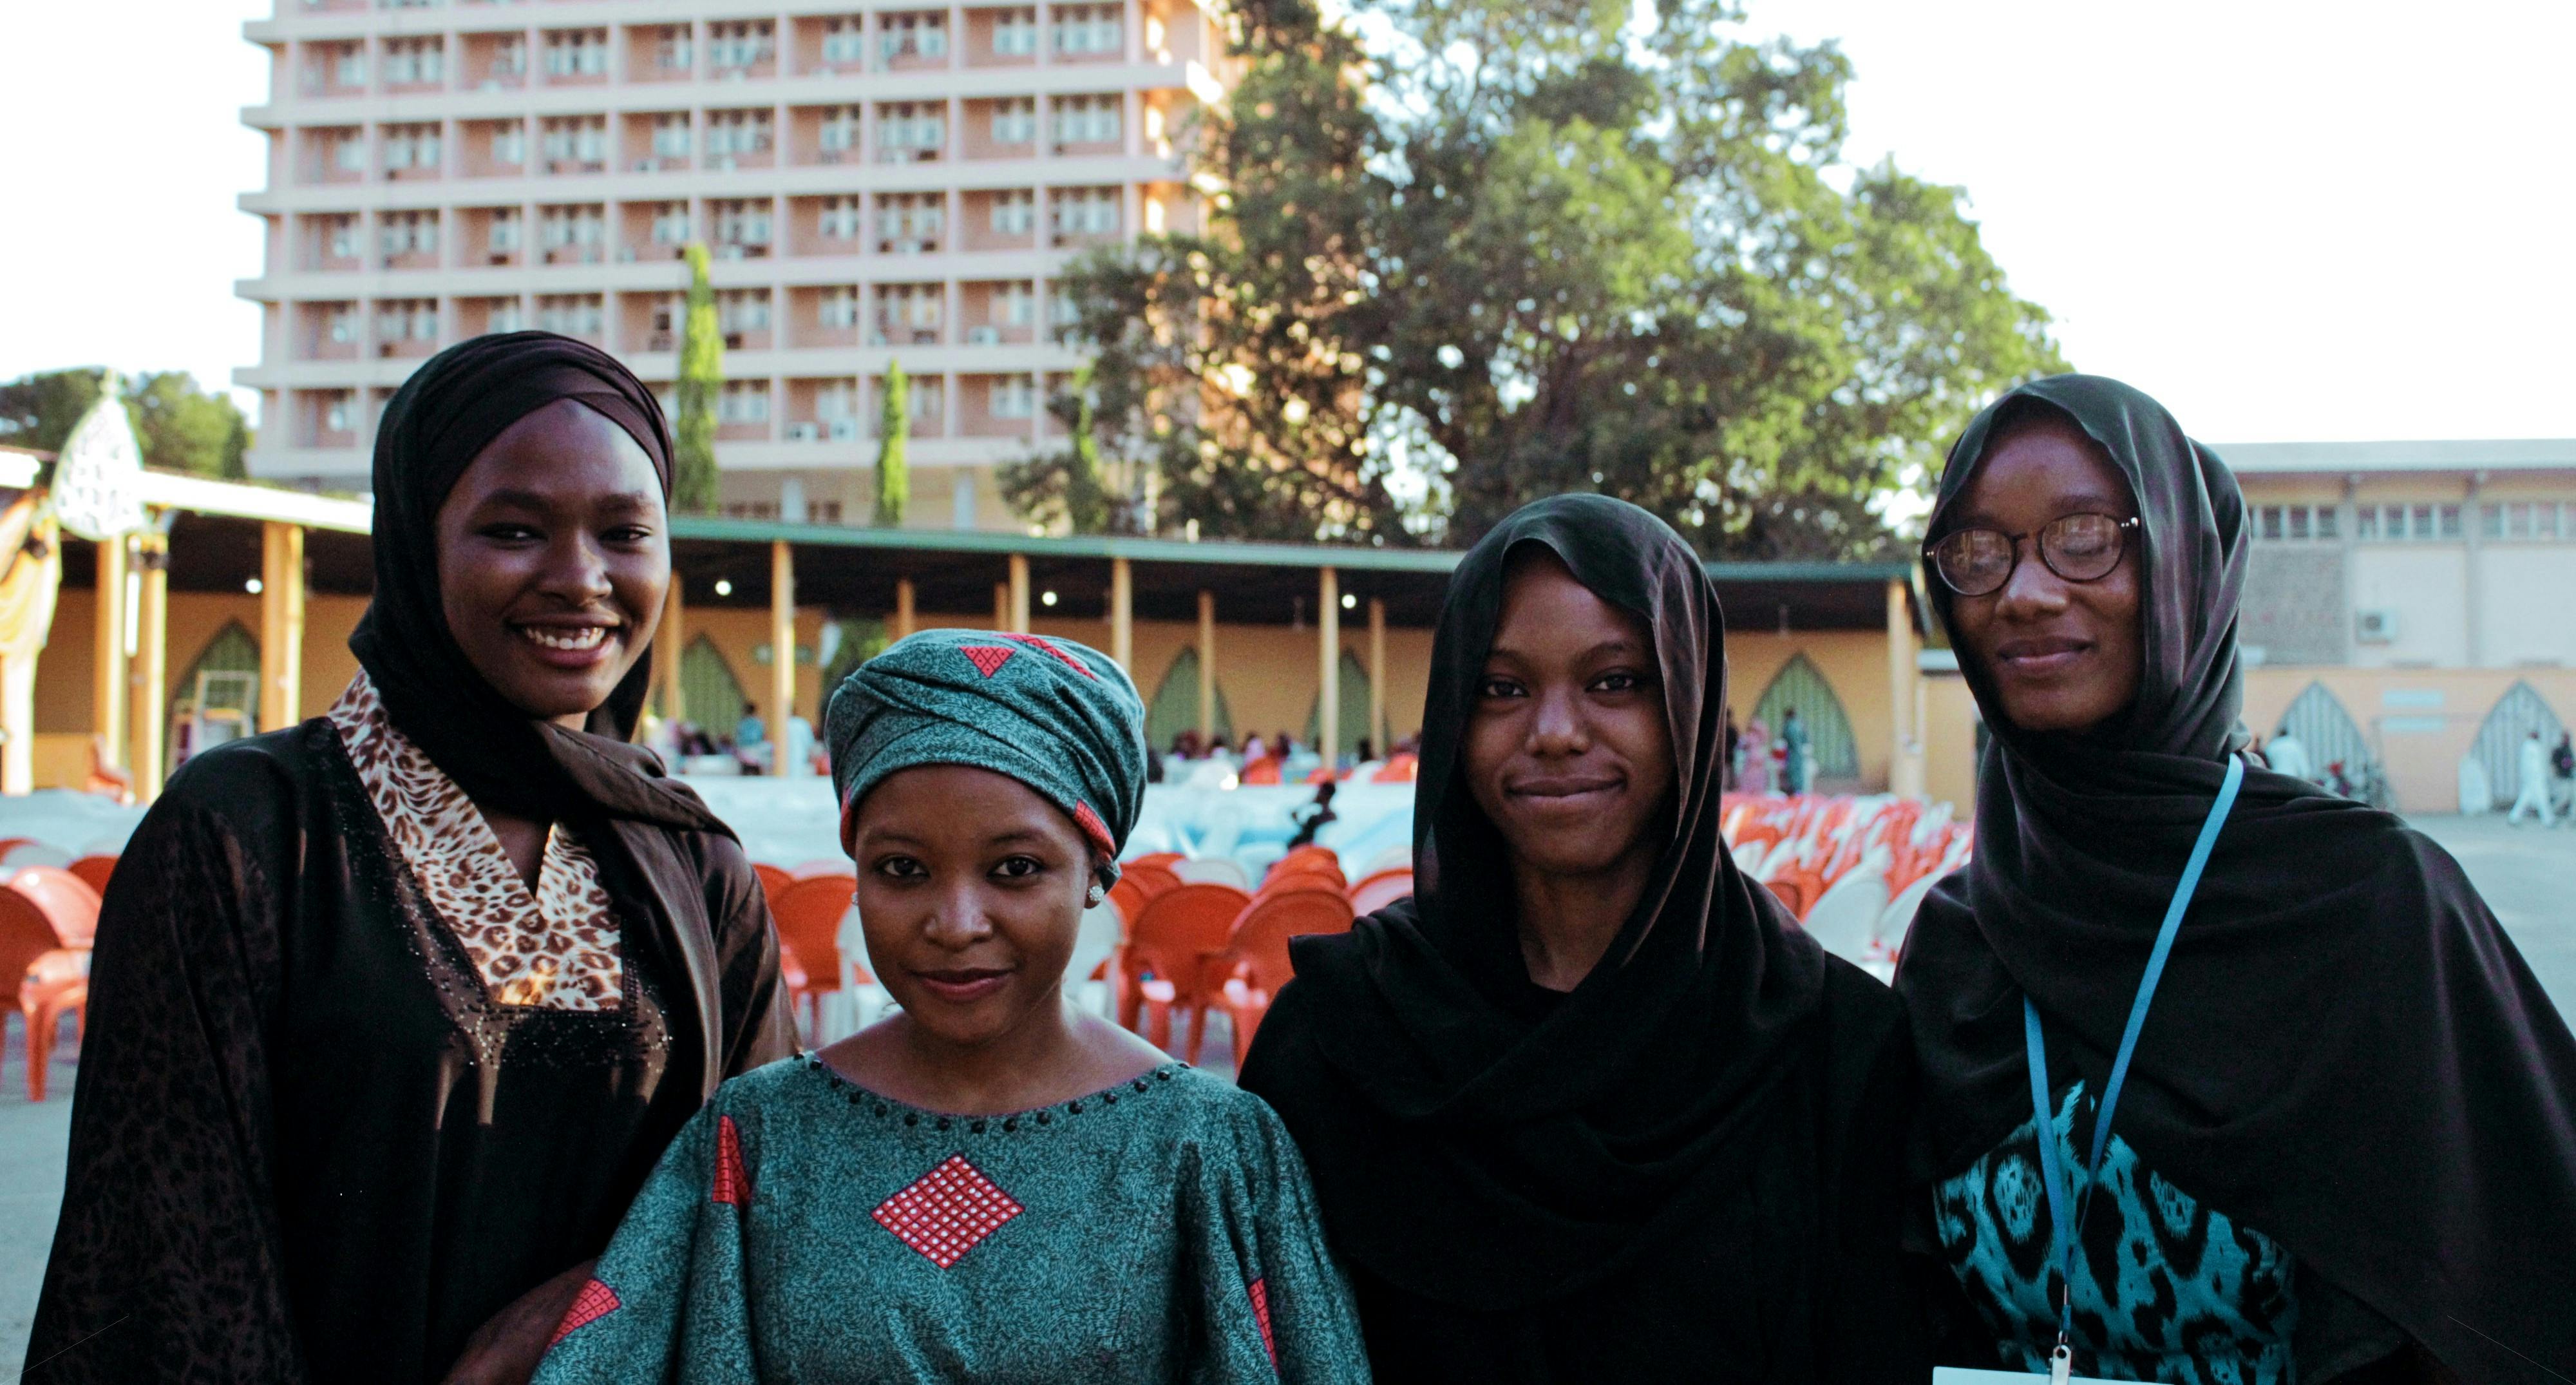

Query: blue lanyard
left=2022, top=754, right=2243, bottom=1357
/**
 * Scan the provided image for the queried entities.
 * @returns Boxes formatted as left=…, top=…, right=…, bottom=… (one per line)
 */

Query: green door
left=680, top=635, right=750, bottom=733
left=1751, top=653, right=1859, bottom=782
left=1145, top=645, right=1233, bottom=754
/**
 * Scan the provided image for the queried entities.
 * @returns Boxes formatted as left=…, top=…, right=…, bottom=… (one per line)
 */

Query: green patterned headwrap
left=826, top=629, right=1148, bottom=886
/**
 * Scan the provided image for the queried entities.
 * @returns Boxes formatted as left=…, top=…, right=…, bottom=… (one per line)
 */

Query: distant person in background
left=1356, top=736, right=1376, bottom=765
left=735, top=704, right=766, bottom=752
left=1780, top=707, right=1812, bottom=794
left=783, top=708, right=818, bottom=776
left=1287, top=779, right=1339, bottom=851
left=1244, top=732, right=1270, bottom=763
left=1739, top=715, right=1774, bottom=792
left=2553, top=731, right=2575, bottom=820
left=2264, top=725, right=2312, bottom=783
left=2508, top=728, right=2556, bottom=826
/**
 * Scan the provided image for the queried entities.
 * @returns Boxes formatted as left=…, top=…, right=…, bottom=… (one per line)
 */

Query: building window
left=331, top=44, right=368, bottom=88
left=990, top=99, right=1037, bottom=145
left=910, top=376, right=945, bottom=422
left=708, top=20, right=774, bottom=72
left=1052, top=95, right=1122, bottom=145
left=325, top=215, right=360, bottom=260
left=821, top=17, right=867, bottom=66
left=818, top=105, right=863, bottom=156
left=1052, top=4, right=1122, bottom=55
left=324, top=392, right=355, bottom=434
left=491, top=35, right=526, bottom=79
left=2253, top=504, right=2336, bottom=542
left=380, top=209, right=440, bottom=258
left=325, top=305, right=357, bottom=343
left=705, top=109, right=773, bottom=161
left=876, top=285, right=944, bottom=343
left=881, top=12, right=949, bottom=61
left=717, top=290, right=772, bottom=334
left=538, top=205, right=606, bottom=256
left=376, top=299, right=439, bottom=342
left=877, top=193, right=944, bottom=249
left=993, top=7, right=1039, bottom=56
left=488, top=298, right=525, bottom=334
left=332, top=131, right=368, bottom=173
left=653, top=26, right=692, bottom=73
left=878, top=102, right=946, bottom=160
left=486, top=207, right=520, bottom=253
left=650, top=202, right=692, bottom=246
left=990, top=190, right=1036, bottom=235
left=652, top=114, right=693, bottom=160
left=719, top=381, right=772, bottom=425
left=383, top=36, right=444, bottom=85
left=819, top=196, right=863, bottom=240
left=990, top=375, right=1037, bottom=419
left=541, top=115, right=608, bottom=170
left=543, top=30, right=609, bottom=79
left=1051, top=186, right=1122, bottom=236
left=819, top=287, right=860, bottom=328
left=382, top=122, right=444, bottom=173
left=999, top=282, right=1036, bottom=326
left=535, top=294, right=605, bottom=337
left=713, top=199, right=774, bottom=252
left=490, top=122, right=526, bottom=167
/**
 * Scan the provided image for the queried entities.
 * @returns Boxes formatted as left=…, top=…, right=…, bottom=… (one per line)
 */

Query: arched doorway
left=169, top=621, right=260, bottom=767
left=2275, top=680, right=2382, bottom=803
left=1304, top=649, right=1375, bottom=757
left=679, top=635, right=749, bottom=736
left=1752, top=653, right=1859, bottom=785
left=2470, top=681, right=2566, bottom=811
left=1145, top=645, right=1233, bottom=753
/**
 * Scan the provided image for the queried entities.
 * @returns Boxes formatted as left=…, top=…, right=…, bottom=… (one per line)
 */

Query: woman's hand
left=442, top=1259, right=596, bottom=1385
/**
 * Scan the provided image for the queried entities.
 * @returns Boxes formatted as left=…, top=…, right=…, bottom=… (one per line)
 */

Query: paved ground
left=0, top=817, right=2563, bottom=1373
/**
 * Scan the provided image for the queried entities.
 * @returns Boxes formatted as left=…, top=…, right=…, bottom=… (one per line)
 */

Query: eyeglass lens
left=1932, top=514, right=2126, bottom=595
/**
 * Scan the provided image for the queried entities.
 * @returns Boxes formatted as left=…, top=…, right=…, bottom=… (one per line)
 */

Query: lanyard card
left=1935, top=1371, right=2123, bottom=1385
left=1937, top=1359, right=2123, bottom=1370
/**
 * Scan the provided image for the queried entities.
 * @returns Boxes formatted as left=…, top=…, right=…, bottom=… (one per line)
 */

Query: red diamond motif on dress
left=1249, top=1276, right=1276, bottom=1368
left=960, top=645, right=1016, bottom=679
left=1000, top=633, right=1097, bottom=678
left=710, top=1114, right=751, bottom=1206
left=1071, top=801, right=1115, bottom=857
left=871, top=1154, right=1024, bottom=1269
left=549, top=1277, right=621, bottom=1346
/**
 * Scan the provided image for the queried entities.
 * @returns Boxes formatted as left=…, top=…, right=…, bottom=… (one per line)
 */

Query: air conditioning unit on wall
left=2356, top=608, right=2400, bottom=644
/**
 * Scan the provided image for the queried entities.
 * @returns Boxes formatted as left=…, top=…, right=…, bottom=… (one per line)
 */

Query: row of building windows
left=2251, top=502, right=2575, bottom=543
left=294, top=370, right=1054, bottom=441
left=292, top=8, right=1128, bottom=95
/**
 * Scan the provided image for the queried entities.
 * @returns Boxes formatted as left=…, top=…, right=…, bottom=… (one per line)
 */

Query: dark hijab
left=349, top=330, right=723, bottom=835
left=1240, top=494, right=1841, bottom=1308
left=1897, top=374, right=2576, bottom=1382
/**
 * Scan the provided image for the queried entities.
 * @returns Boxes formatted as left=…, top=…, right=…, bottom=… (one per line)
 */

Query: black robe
left=1240, top=494, right=1927, bottom=1382
left=25, top=720, right=793, bottom=1382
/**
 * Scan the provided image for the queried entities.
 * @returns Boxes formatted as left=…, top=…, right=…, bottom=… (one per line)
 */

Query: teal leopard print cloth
left=1935, top=1081, right=2298, bottom=1383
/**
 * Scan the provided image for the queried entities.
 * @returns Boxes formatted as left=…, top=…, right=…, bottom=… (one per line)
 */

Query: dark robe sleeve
left=25, top=758, right=304, bottom=1383
left=1815, top=959, right=1936, bottom=1383
left=697, top=831, right=797, bottom=1080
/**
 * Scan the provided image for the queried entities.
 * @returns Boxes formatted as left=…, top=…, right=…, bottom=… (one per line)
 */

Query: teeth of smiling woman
left=521, top=626, right=609, bottom=651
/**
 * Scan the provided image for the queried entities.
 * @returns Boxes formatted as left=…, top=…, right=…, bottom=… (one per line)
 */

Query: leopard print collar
left=330, top=672, right=625, bottom=1011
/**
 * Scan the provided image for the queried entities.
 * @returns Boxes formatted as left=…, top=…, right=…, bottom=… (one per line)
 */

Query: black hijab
left=1240, top=494, right=1838, bottom=1308
left=1897, top=374, right=2576, bottom=1382
left=349, top=330, right=723, bottom=835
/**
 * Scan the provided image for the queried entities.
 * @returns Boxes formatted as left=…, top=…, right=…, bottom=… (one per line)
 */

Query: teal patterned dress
left=1934, top=1081, right=2298, bottom=1384
left=534, top=1055, right=1370, bottom=1383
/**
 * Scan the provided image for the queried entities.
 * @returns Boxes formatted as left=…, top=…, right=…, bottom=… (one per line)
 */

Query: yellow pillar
left=656, top=569, right=687, bottom=725
left=1368, top=597, right=1387, bottom=755
left=259, top=522, right=306, bottom=733
left=92, top=537, right=129, bottom=773
left=770, top=540, right=795, bottom=778
left=130, top=531, right=170, bottom=801
left=894, top=577, right=916, bottom=640
left=992, top=582, right=1010, bottom=631
left=1108, top=557, right=1132, bottom=671
left=1318, top=566, right=1340, bottom=767
left=1007, top=553, right=1030, bottom=634
left=1196, top=589, right=1215, bottom=742
left=1886, top=578, right=1924, bottom=798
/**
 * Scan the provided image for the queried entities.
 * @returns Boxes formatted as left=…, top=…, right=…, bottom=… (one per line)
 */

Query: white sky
left=4, top=0, right=2569, bottom=444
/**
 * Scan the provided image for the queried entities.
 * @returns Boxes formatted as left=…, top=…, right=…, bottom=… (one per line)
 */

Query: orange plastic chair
left=772, top=874, right=866, bottom=1042
left=1119, top=882, right=1251, bottom=1064
left=67, top=855, right=117, bottom=899
left=751, top=863, right=794, bottom=918
left=1345, top=868, right=1416, bottom=917
left=9, top=868, right=100, bottom=948
left=1131, top=852, right=1184, bottom=871
left=0, top=892, right=82, bottom=1101
left=1369, top=753, right=1419, bottom=783
left=1240, top=758, right=1283, bottom=786
left=1220, top=887, right=1354, bottom=1067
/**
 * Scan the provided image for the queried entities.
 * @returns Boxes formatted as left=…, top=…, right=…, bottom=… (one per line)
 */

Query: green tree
left=0, top=368, right=251, bottom=479
left=874, top=361, right=910, bottom=527
left=1048, top=0, right=2065, bottom=556
left=672, top=244, right=723, bottom=513
left=998, top=363, right=1117, bottom=533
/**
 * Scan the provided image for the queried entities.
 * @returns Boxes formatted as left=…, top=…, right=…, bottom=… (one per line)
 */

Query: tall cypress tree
left=874, top=359, right=910, bottom=527
left=672, top=244, right=723, bottom=513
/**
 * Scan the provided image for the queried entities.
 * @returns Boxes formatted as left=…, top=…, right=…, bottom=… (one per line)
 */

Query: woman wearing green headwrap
left=534, top=629, right=1370, bottom=1384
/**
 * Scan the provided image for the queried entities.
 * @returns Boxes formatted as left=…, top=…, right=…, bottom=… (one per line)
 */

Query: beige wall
left=1723, top=627, right=1904, bottom=792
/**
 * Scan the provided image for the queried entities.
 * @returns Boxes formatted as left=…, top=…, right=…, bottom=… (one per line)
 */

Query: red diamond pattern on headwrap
left=549, top=1277, right=621, bottom=1346
left=710, top=1114, right=750, bottom=1206
left=960, top=645, right=1016, bottom=679
left=872, top=1154, right=1024, bottom=1268
left=1249, top=1277, right=1276, bottom=1367
left=1071, top=801, right=1115, bottom=857
left=1000, top=633, right=1097, bottom=678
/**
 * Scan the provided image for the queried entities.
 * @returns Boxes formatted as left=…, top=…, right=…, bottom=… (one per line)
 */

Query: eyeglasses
left=1925, top=513, right=2139, bottom=598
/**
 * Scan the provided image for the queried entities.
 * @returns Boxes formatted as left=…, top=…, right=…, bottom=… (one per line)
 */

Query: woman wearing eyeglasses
left=1897, top=376, right=2576, bottom=1384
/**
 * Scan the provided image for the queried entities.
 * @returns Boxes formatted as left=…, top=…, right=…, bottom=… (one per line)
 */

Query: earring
left=1085, top=884, right=1107, bottom=908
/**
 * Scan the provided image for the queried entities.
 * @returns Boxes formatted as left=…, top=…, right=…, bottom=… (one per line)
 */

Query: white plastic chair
left=1799, top=850, right=1890, bottom=962
left=1065, top=898, right=1124, bottom=1018
left=824, top=906, right=891, bottom=1042
left=1171, top=857, right=1251, bottom=889
left=0, top=843, right=72, bottom=871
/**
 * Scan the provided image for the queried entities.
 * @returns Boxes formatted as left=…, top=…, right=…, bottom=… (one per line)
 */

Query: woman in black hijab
left=1239, top=494, right=1924, bottom=1382
left=1899, top=374, right=2576, bottom=1383
left=29, top=333, right=795, bottom=1383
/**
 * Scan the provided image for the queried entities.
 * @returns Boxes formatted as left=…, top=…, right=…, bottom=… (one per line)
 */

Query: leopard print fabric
left=328, top=673, right=624, bottom=1010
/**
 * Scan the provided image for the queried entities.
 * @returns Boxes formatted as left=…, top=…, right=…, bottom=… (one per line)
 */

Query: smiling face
left=850, top=763, right=1094, bottom=1051
left=435, top=399, right=669, bottom=727
left=1461, top=550, right=1676, bottom=885
left=1943, top=415, right=2146, bottom=735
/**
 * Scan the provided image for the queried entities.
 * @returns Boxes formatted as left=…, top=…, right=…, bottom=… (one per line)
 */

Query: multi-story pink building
left=236, top=0, right=1224, bottom=529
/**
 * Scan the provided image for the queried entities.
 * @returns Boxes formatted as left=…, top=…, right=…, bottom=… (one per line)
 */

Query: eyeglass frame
left=1922, top=513, right=2141, bottom=598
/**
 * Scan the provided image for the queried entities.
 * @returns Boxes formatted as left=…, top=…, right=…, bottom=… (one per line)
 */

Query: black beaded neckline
left=800, top=1051, right=1187, bottom=1134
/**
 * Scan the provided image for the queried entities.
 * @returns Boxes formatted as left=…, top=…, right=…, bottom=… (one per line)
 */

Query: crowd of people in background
left=1720, top=705, right=1812, bottom=793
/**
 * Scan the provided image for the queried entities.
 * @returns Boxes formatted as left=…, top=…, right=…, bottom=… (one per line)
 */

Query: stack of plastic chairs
left=1218, top=884, right=1354, bottom=1067
left=0, top=868, right=99, bottom=1101
left=1121, top=882, right=1252, bottom=1063
left=772, top=873, right=882, bottom=1043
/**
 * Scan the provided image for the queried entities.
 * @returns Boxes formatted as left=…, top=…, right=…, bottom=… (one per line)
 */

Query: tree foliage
left=672, top=244, right=723, bottom=513
left=1043, top=0, right=2066, bottom=555
left=998, top=362, right=1117, bottom=533
left=874, top=361, right=910, bottom=527
left=0, top=368, right=250, bottom=480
